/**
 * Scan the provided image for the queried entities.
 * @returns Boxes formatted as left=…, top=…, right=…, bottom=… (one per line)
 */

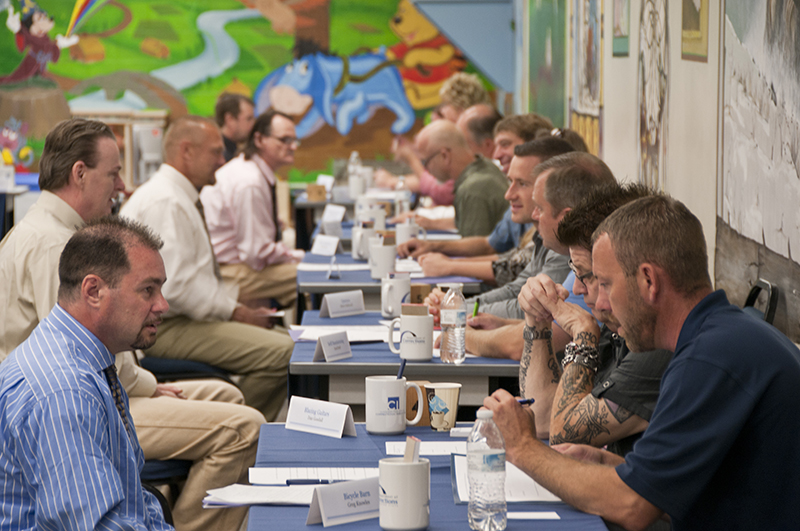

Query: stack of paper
left=203, top=484, right=315, bottom=508
left=249, top=467, right=379, bottom=485
left=289, top=325, right=391, bottom=342
left=297, top=263, right=370, bottom=272
left=452, top=455, right=561, bottom=503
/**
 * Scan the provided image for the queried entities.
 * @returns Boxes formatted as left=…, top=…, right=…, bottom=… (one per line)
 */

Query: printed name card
left=322, top=204, right=347, bottom=222
left=313, top=331, right=352, bottom=362
left=316, top=174, right=336, bottom=192
left=321, top=204, right=346, bottom=238
left=320, top=290, right=365, bottom=318
left=305, top=477, right=380, bottom=527
left=311, top=235, right=340, bottom=256
left=286, top=396, right=356, bottom=439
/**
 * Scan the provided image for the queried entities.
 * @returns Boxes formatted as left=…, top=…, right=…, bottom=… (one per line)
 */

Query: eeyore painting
left=254, top=43, right=415, bottom=138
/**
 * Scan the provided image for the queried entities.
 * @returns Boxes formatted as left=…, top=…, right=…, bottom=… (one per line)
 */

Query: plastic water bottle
left=439, top=283, right=467, bottom=364
left=347, top=150, right=362, bottom=178
left=395, top=175, right=411, bottom=216
left=468, top=409, right=507, bottom=531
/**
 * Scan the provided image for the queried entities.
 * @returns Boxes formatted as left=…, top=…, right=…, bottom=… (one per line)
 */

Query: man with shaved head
left=455, top=103, right=502, bottom=159
left=415, top=119, right=508, bottom=236
left=121, top=116, right=294, bottom=423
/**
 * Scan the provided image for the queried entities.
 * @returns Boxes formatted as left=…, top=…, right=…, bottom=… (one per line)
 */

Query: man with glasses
left=201, top=110, right=303, bottom=311
left=517, top=182, right=672, bottom=460
left=414, top=119, right=508, bottom=236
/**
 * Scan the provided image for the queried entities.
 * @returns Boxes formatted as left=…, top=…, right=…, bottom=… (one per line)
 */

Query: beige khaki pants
left=130, top=379, right=266, bottom=531
left=221, top=261, right=298, bottom=308
left=145, top=317, right=293, bottom=422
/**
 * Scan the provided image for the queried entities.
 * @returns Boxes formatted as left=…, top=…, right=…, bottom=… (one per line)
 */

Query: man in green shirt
left=415, top=120, right=508, bottom=236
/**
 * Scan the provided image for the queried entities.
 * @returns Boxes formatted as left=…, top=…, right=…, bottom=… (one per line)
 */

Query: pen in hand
left=472, top=301, right=479, bottom=318
left=517, top=398, right=535, bottom=406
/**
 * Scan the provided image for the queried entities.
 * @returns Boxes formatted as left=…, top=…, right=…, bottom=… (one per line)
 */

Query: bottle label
left=468, top=450, right=506, bottom=473
left=440, top=309, right=466, bottom=326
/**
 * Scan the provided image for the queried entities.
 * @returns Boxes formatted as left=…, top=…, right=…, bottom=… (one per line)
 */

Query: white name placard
left=320, top=290, right=365, bottom=318
left=322, top=204, right=346, bottom=222
left=286, top=396, right=357, bottom=439
left=305, top=477, right=380, bottom=527
left=311, top=235, right=340, bottom=256
left=317, top=174, right=335, bottom=192
left=322, top=221, right=344, bottom=238
left=313, top=331, right=352, bottom=362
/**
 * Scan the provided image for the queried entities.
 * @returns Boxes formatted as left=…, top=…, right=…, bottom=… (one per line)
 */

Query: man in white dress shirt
left=201, top=109, right=303, bottom=310
left=121, top=116, right=294, bottom=422
left=0, top=117, right=266, bottom=531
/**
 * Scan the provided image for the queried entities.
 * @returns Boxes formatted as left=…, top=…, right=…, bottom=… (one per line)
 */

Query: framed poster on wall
left=569, top=0, right=603, bottom=156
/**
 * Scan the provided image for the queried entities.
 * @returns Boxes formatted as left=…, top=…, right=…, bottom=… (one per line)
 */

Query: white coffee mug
left=381, top=275, right=411, bottom=318
left=352, top=226, right=376, bottom=260
left=360, top=207, right=387, bottom=231
left=370, top=244, right=396, bottom=280
left=356, top=195, right=378, bottom=213
left=388, top=314, right=433, bottom=361
left=365, top=376, right=423, bottom=435
left=379, top=457, right=430, bottom=531
left=395, top=223, right=427, bottom=247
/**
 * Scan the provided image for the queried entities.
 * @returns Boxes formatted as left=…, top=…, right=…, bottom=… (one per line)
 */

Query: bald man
left=415, top=120, right=508, bottom=236
left=455, top=103, right=502, bottom=159
left=121, top=116, right=294, bottom=422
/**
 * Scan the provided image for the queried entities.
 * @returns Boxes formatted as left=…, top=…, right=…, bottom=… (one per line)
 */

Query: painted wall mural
left=528, top=0, right=566, bottom=128
left=0, top=0, right=486, bottom=177
left=637, top=0, right=668, bottom=191
left=722, top=0, right=800, bottom=263
left=568, top=0, right=602, bottom=156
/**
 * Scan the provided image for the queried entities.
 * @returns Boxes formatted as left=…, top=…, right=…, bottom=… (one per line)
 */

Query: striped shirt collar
left=46, top=303, right=115, bottom=371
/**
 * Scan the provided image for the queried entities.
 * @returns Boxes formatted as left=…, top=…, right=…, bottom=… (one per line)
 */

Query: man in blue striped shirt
left=0, top=217, right=173, bottom=530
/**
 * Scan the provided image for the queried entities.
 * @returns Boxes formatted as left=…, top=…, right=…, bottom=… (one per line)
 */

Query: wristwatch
left=561, top=342, right=600, bottom=373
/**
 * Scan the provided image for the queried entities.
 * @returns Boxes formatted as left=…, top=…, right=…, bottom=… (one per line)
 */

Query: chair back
left=743, top=278, right=779, bottom=324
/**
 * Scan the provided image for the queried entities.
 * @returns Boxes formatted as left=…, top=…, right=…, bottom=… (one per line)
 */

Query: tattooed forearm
left=520, top=325, right=556, bottom=394
left=553, top=364, right=594, bottom=418
left=547, top=354, right=560, bottom=384
left=574, top=330, right=598, bottom=347
left=550, top=397, right=611, bottom=445
left=519, top=339, right=532, bottom=395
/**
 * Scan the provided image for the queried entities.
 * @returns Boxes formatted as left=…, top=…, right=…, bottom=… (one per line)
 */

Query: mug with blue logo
left=365, top=376, right=424, bottom=435
left=387, top=312, right=433, bottom=362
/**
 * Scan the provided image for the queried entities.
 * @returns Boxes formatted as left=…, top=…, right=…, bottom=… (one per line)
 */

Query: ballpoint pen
left=286, top=479, right=331, bottom=485
left=517, top=398, right=535, bottom=405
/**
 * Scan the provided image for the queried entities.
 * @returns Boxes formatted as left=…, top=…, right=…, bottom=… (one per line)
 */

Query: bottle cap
left=476, top=409, right=493, bottom=420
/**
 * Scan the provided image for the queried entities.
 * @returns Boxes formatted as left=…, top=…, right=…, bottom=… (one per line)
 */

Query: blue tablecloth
left=312, top=220, right=458, bottom=242
left=299, top=253, right=478, bottom=288
left=247, top=424, right=608, bottom=530
left=291, top=311, right=517, bottom=371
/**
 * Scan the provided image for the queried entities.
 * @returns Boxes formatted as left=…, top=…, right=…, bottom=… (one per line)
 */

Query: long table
left=247, top=423, right=608, bottom=530
left=298, top=253, right=481, bottom=297
left=289, top=311, right=518, bottom=409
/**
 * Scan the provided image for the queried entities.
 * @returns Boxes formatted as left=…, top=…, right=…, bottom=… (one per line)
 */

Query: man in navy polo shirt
left=485, top=194, right=800, bottom=530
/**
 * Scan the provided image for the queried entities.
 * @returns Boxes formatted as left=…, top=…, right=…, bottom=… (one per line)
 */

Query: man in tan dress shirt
left=0, top=118, right=265, bottom=531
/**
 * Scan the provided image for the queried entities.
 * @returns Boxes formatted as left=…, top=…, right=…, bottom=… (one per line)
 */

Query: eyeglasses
left=568, top=259, right=595, bottom=286
left=421, top=148, right=445, bottom=170
left=271, top=135, right=301, bottom=147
